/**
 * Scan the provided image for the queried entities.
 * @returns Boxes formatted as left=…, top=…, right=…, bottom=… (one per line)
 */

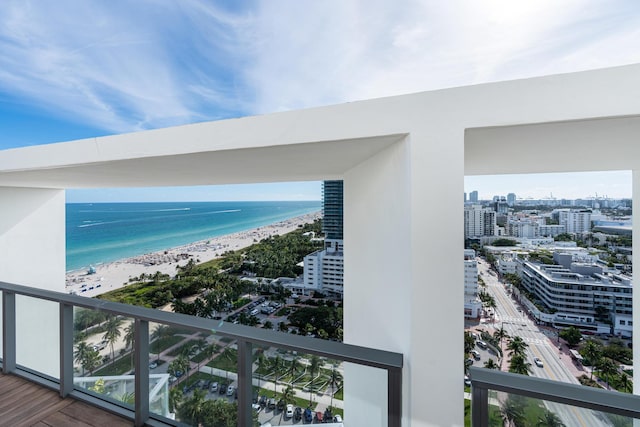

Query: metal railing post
left=59, top=303, right=74, bottom=397
left=471, top=383, right=489, bottom=427
left=134, top=318, right=149, bottom=427
left=388, top=366, right=402, bottom=427
left=2, top=291, right=16, bottom=373
left=237, top=338, right=253, bottom=427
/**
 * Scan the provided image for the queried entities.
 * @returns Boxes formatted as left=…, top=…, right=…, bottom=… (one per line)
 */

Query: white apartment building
left=519, top=260, right=632, bottom=335
left=2, top=65, right=640, bottom=426
left=464, top=249, right=482, bottom=318
left=557, top=209, right=592, bottom=234
left=507, top=218, right=540, bottom=238
left=496, top=253, right=520, bottom=275
left=464, top=204, right=497, bottom=238
left=538, top=224, right=567, bottom=237
left=303, top=239, right=344, bottom=296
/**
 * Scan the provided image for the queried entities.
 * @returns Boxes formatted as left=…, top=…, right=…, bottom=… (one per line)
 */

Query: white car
left=534, top=357, right=544, bottom=368
left=286, top=404, right=294, bottom=418
left=333, top=415, right=343, bottom=422
left=226, top=385, right=235, bottom=396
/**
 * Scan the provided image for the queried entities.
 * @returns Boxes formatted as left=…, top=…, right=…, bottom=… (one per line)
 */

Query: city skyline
left=465, top=170, right=632, bottom=201
left=2, top=2, right=640, bottom=202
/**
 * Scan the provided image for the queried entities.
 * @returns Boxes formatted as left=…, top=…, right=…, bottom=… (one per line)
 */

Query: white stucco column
left=0, top=187, right=65, bottom=377
left=344, top=138, right=412, bottom=426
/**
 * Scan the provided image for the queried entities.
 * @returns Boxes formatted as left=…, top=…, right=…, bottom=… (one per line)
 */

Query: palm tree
left=256, top=354, right=268, bottom=390
left=288, top=356, right=301, bottom=384
left=308, top=355, right=321, bottom=405
left=597, top=358, right=619, bottom=390
left=151, top=324, right=169, bottom=362
left=508, top=354, right=531, bottom=376
left=271, top=356, right=283, bottom=397
left=279, top=385, right=295, bottom=423
left=464, top=332, right=476, bottom=354
left=74, top=341, right=91, bottom=376
left=507, top=336, right=528, bottom=358
left=618, top=372, right=632, bottom=393
left=500, top=396, right=525, bottom=427
left=169, top=387, right=183, bottom=413
left=537, top=409, right=565, bottom=426
left=179, top=388, right=207, bottom=425
left=328, top=365, right=343, bottom=408
left=483, top=358, right=499, bottom=370
left=493, top=326, right=510, bottom=355
left=581, top=340, right=602, bottom=380
left=123, top=322, right=135, bottom=371
left=102, top=315, right=122, bottom=369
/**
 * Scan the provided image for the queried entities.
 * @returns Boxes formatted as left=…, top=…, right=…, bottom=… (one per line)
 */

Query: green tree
left=508, top=354, right=531, bottom=376
left=580, top=340, right=603, bottom=380
left=559, top=326, right=582, bottom=347
left=328, top=365, right=343, bottom=408
left=263, top=320, right=274, bottom=330
left=464, top=332, right=476, bottom=355
left=256, top=354, right=268, bottom=390
left=74, top=341, right=91, bottom=376
left=280, top=385, right=295, bottom=423
left=308, top=355, right=321, bottom=405
left=151, top=324, right=169, bottom=362
left=169, top=387, right=183, bottom=413
left=484, top=359, right=499, bottom=370
left=102, top=315, right=123, bottom=369
left=537, top=409, right=565, bottom=426
left=179, top=388, right=207, bottom=425
left=507, top=336, right=528, bottom=358
left=597, top=358, right=619, bottom=390
left=123, top=322, right=135, bottom=371
left=271, top=356, right=283, bottom=397
left=500, top=395, right=526, bottom=427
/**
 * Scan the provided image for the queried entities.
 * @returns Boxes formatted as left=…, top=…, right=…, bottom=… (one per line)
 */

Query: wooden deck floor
left=0, top=373, right=132, bottom=426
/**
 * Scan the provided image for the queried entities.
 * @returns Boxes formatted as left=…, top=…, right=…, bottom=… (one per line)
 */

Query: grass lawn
left=207, top=348, right=237, bottom=372
left=150, top=334, right=185, bottom=354
left=167, top=340, right=196, bottom=357
left=93, top=354, right=134, bottom=376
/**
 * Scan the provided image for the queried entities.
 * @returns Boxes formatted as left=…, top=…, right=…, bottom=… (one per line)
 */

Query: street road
left=476, top=258, right=612, bottom=427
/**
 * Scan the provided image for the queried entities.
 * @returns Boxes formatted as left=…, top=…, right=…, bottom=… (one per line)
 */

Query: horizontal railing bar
left=469, top=367, right=640, bottom=419
left=0, top=281, right=402, bottom=370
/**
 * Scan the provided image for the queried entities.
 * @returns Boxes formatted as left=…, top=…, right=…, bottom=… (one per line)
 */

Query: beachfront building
left=301, top=180, right=345, bottom=295
left=1, top=65, right=640, bottom=426
left=464, top=250, right=482, bottom=318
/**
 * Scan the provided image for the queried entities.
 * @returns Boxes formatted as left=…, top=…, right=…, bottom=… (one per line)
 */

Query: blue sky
left=1, top=1, right=639, bottom=202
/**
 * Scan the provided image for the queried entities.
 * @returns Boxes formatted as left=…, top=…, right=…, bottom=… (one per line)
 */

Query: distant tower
left=322, top=180, right=343, bottom=240
left=464, top=192, right=467, bottom=203
left=507, top=193, right=516, bottom=206
left=469, top=190, right=479, bottom=203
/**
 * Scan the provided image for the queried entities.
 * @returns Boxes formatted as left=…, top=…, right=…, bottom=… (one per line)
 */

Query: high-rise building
left=464, top=250, right=482, bottom=318
left=469, top=190, right=478, bottom=203
left=557, top=209, right=592, bottom=234
left=507, top=193, right=516, bottom=206
left=322, top=180, right=343, bottom=240
left=464, top=205, right=496, bottom=238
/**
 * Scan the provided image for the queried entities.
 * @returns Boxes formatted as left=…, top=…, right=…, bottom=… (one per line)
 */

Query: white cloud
left=244, top=0, right=640, bottom=113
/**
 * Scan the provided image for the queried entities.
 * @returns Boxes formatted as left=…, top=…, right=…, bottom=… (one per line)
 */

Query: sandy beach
left=65, top=211, right=321, bottom=298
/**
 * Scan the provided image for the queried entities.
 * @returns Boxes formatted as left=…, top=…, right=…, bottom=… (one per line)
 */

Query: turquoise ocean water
left=66, top=201, right=321, bottom=272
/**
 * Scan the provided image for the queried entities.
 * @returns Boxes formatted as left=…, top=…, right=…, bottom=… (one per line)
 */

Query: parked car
left=334, top=414, right=343, bottom=422
left=294, top=407, right=302, bottom=421
left=148, top=361, right=158, bottom=369
left=470, top=349, right=480, bottom=360
left=276, top=399, right=285, bottom=411
left=476, top=340, right=487, bottom=349
left=258, top=395, right=267, bottom=407
left=210, top=382, right=219, bottom=392
left=219, top=383, right=227, bottom=395
left=202, top=379, right=211, bottom=390
left=267, top=398, right=276, bottom=410
left=226, top=385, right=235, bottom=396
left=286, top=404, right=294, bottom=418
left=303, top=408, right=313, bottom=423
left=534, top=357, right=544, bottom=368
left=252, top=403, right=262, bottom=413
left=315, top=411, right=324, bottom=423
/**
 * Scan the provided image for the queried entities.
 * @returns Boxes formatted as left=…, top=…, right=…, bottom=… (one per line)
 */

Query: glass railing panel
left=252, top=345, right=346, bottom=426
left=73, top=307, right=135, bottom=407
left=149, top=323, right=237, bottom=425
left=16, top=294, right=59, bottom=378
left=0, top=291, right=3, bottom=359
left=485, top=390, right=637, bottom=427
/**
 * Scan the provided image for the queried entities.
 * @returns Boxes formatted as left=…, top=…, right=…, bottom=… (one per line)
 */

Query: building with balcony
left=464, top=250, right=482, bottom=318
left=1, top=64, right=640, bottom=426
left=464, top=205, right=497, bottom=238
left=519, top=260, right=633, bottom=336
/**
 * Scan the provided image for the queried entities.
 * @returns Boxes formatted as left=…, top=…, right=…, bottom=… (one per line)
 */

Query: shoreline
left=65, top=211, right=321, bottom=298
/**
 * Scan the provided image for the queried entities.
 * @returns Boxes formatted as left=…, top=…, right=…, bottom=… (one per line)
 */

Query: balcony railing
left=0, top=281, right=403, bottom=426
left=469, top=366, right=640, bottom=426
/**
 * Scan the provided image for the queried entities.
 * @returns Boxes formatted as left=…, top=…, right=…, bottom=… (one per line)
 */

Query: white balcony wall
left=0, top=187, right=64, bottom=377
